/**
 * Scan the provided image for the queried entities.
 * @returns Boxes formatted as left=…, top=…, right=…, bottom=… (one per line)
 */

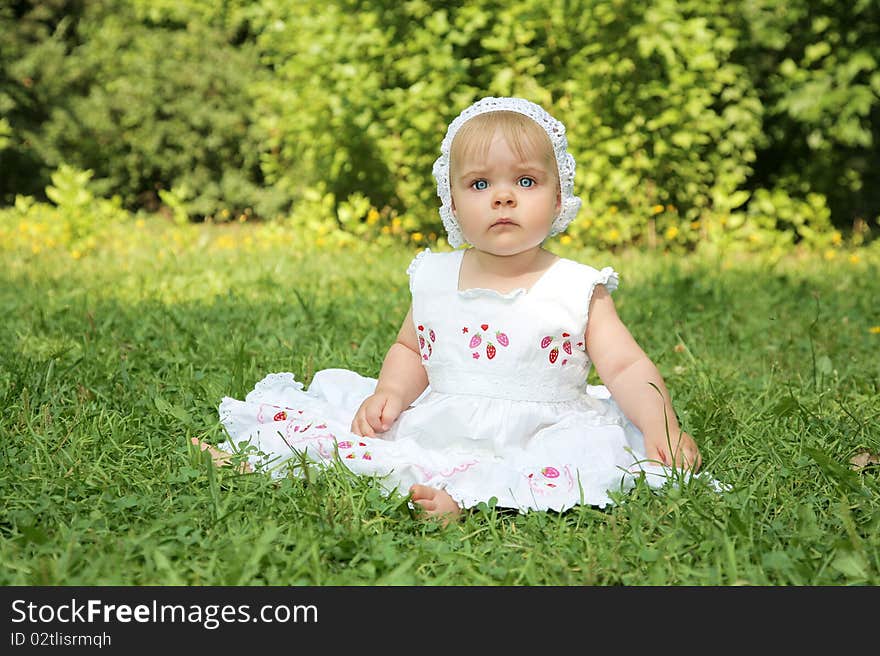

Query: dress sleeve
left=582, top=266, right=620, bottom=329
left=593, top=266, right=619, bottom=294
left=406, top=248, right=432, bottom=294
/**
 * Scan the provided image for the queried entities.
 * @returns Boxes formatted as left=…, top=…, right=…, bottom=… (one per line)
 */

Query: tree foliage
left=1, top=0, right=877, bottom=247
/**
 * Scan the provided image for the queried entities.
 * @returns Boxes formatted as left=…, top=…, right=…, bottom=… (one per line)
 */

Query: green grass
left=1, top=224, right=879, bottom=585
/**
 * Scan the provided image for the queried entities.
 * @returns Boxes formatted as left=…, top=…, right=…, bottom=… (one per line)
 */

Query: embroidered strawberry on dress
left=540, top=330, right=580, bottom=366
left=416, top=324, right=436, bottom=361
left=257, top=403, right=303, bottom=423
left=526, top=465, right=574, bottom=494
left=463, top=322, right=510, bottom=360
left=336, top=439, right=373, bottom=460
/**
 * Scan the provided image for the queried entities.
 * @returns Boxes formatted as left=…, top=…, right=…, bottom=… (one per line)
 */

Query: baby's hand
left=350, top=391, right=405, bottom=438
left=644, top=430, right=702, bottom=472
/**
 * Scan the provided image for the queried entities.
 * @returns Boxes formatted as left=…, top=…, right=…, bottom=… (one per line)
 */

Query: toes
left=409, top=484, right=434, bottom=501
left=413, top=498, right=437, bottom=512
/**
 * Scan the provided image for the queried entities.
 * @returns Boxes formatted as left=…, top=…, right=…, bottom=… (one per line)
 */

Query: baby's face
left=451, top=130, right=559, bottom=257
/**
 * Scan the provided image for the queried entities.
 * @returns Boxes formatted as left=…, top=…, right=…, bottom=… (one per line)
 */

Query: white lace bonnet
left=432, top=96, right=581, bottom=248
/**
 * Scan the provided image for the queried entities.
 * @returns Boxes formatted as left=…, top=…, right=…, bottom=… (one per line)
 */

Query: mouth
left=490, top=218, right=517, bottom=228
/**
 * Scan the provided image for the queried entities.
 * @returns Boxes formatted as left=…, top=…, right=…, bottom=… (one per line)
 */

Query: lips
left=490, top=218, right=517, bottom=228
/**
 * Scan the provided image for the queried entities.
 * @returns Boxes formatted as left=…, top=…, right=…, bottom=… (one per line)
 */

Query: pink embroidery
left=540, top=331, right=581, bottom=366
left=331, top=437, right=377, bottom=464
left=527, top=465, right=575, bottom=494
left=316, top=438, right=337, bottom=459
left=414, top=461, right=478, bottom=479
left=256, top=403, right=301, bottom=423
left=416, top=324, right=436, bottom=361
left=463, top=322, right=510, bottom=361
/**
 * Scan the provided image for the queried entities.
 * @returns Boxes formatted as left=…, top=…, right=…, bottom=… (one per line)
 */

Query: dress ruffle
left=219, top=370, right=700, bottom=512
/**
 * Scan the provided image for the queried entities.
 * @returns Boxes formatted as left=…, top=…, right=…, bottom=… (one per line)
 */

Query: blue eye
left=472, top=179, right=488, bottom=191
left=519, top=177, right=536, bottom=188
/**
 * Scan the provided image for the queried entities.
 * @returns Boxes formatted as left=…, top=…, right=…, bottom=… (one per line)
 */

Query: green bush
left=246, top=0, right=764, bottom=248
left=0, top=0, right=88, bottom=203
left=1, top=164, right=129, bottom=258
left=734, top=0, right=880, bottom=231
left=14, top=3, right=286, bottom=220
left=2, top=0, right=877, bottom=248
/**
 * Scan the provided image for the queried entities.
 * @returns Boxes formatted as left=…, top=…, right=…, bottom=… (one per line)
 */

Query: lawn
left=1, top=221, right=878, bottom=585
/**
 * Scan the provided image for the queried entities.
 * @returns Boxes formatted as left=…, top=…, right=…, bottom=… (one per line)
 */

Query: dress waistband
left=427, top=369, right=581, bottom=403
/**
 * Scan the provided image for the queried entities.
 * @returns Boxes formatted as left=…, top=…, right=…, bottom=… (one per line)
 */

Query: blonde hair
left=449, top=111, right=557, bottom=181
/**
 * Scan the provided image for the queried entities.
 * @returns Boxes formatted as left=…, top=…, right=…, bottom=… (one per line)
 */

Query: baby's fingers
left=379, top=397, right=403, bottom=431
left=675, top=446, right=702, bottom=472
left=364, top=398, right=386, bottom=433
left=672, top=434, right=702, bottom=472
left=350, top=409, right=376, bottom=438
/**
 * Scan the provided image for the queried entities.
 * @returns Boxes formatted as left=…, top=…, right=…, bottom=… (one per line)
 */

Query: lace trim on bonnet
left=432, top=97, right=582, bottom=248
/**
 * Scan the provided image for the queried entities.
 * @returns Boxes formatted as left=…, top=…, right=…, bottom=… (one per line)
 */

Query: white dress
left=218, top=248, right=687, bottom=512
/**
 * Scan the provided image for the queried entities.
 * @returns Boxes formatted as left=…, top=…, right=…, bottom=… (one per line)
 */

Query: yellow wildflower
left=664, top=226, right=679, bottom=240
left=560, top=235, right=573, bottom=245
left=411, top=232, right=423, bottom=243
left=651, top=204, right=664, bottom=215
left=869, top=326, right=880, bottom=334
left=606, top=228, right=621, bottom=242
left=848, top=254, right=861, bottom=264
left=831, top=232, right=842, bottom=246
left=823, top=249, right=836, bottom=260
left=367, top=208, right=380, bottom=225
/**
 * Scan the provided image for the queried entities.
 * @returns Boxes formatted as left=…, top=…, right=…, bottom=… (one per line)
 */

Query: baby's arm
left=351, top=305, right=428, bottom=437
left=585, top=285, right=701, bottom=470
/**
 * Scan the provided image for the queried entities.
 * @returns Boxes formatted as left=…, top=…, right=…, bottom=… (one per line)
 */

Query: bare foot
left=190, top=438, right=252, bottom=473
left=409, top=484, right=462, bottom=526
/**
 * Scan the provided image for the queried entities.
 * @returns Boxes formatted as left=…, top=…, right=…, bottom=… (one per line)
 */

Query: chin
left=473, top=242, right=544, bottom=257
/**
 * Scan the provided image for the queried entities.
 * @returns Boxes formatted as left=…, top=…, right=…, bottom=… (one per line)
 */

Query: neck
left=468, top=246, right=552, bottom=277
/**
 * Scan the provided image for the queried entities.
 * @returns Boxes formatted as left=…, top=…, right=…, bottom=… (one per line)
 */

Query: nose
left=492, top=186, right=516, bottom=208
